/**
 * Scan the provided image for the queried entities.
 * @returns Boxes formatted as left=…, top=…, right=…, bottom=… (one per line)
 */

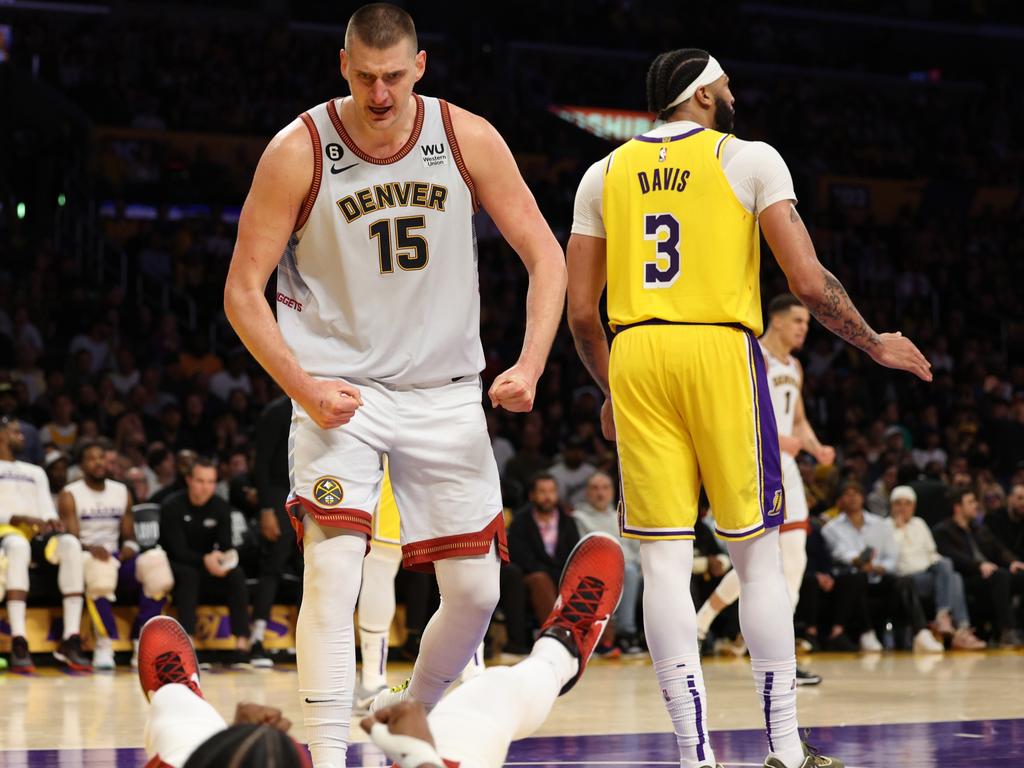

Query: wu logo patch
left=769, top=489, right=784, bottom=516
left=313, top=476, right=344, bottom=508
left=420, top=142, right=448, bottom=168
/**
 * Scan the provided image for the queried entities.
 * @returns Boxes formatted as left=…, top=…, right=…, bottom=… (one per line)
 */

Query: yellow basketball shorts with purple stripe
left=609, top=323, right=785, bottom=541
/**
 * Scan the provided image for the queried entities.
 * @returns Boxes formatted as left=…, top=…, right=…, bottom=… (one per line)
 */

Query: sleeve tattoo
left=804, top=269, right=881, bottom=352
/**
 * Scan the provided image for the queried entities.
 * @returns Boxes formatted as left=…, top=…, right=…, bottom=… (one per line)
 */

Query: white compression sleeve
left=427, top=636, right=575, bottom=768
left=779, top=529, right=808, bottom=610
left=144, top=683, right=228, bottom=768
left=359, top=544, right=402, bottom=690
left=407, top=547, right=500, bottom=708
left=2, top=534, right=30, bottom=592
left=298, top=520, right=366, bottom=768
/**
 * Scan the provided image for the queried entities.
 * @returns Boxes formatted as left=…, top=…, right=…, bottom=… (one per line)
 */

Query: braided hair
left=183, top=724, right=310, bottom=768
left=645, top=48, right=711, bottom=121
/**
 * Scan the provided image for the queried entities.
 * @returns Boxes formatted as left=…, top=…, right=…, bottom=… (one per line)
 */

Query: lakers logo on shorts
left=769, top=489, right=784, bottom=517
left=313, top=476, right=345, bottom=508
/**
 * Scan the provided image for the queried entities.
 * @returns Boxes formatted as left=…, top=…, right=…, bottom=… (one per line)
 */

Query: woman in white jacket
left=887, top=486, right=985, bottom=649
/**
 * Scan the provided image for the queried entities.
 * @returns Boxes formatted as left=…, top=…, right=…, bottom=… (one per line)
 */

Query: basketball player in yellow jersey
left=568, top=49, right=931, bottom=768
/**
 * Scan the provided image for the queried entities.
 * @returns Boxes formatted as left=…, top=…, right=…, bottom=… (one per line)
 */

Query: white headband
left=664, top=55, right=725, bottom=111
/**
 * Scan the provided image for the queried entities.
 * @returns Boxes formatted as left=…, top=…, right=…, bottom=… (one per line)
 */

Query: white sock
left=297, top=523, right=365, bottom=768
left=63, top=596, right=84, bottom=639
left=754, top=658, right=802, bottom=768
left=640, top=541, right=717, bottom=768
left=530, top=636, right=577, bottom=688
left=144, top=683, right=229, bottom=766
left=360, top=629, right=389, bottom=690
left=408, top=548, right=499, bottom=708
left=726, top=531, right=803, bottom=766
left=250, top=619, right=266, bottom=644
left=7, top=600, right=26, bottom=638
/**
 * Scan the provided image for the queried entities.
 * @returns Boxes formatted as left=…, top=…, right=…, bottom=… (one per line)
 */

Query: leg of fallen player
left=362, top=532, right=624, bottom=768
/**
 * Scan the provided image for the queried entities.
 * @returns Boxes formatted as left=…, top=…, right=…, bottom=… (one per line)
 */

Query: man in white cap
left=887, top=485, right=985, bottom=649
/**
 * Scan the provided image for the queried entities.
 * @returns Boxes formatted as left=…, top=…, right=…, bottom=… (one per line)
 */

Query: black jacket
left=984, top=508, right=1024, bottom=561
left=254, top=396, right=292, bottom=511
left=159, top=491, right=234, bottom=568
left=508, top=507, right=580, bottom=577
left=933, top=517, right=1017, bottom=578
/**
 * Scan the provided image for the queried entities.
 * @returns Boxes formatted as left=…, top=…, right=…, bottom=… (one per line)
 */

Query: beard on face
left=713, top=96, right=735, bottom=132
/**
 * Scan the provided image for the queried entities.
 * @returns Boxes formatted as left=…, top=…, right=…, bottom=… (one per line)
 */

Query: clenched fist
left=297, top=377, right=364, bottom=429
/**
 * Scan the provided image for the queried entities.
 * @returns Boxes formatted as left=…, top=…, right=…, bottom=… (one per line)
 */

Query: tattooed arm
left=566, top=233, right=616, bottom=438
left=760, top=201, right=932, bottom=382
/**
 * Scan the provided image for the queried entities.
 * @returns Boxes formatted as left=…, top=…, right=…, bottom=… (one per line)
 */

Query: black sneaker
left=229, top=648, right=254, bottom=670
left=11, top=636, right=35, bottom=674
left=616, top=632, right=644, bottom=655
left=54, top=635, right=92, bottom=672
left=796, top=667, right=823, bottom=686
left=765, top=741, right=844, bottom=768
left=250, top=640, right=274, bottom=669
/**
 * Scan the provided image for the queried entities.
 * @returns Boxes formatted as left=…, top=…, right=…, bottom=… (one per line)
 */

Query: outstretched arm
left=792, top=362, right=834, bottom=465
left=452, top=105, right=567, bottom=413
left=760, top=201, right=931, bottom=382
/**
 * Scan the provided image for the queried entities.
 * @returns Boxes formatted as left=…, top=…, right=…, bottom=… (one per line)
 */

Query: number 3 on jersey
left=643, top=213, right=681, bottom=289
left=370, top=215, right=429, bottom=274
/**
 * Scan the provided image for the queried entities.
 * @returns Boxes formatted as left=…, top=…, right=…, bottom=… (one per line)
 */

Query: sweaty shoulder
left=719, top=137, right=796, bottom=216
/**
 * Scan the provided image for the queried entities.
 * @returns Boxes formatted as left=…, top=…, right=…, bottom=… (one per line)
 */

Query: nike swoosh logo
left=331, top=163, right=358, bottom=174
left=304, top=697, right=336, bottom=704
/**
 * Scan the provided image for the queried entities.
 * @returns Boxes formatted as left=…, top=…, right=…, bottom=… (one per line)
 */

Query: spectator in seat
left=934, top=486, right=1024, bottom=647
left=985, top=483, right=1024, bottom=562
left=822, top=481, right=943, bottom=652
left=159, top=457, right=252, bottom=664
left=548, top=436, right=597, bottom=508
left=573, top=471, right=643, bottom=653
left=886, top=486, right=985, bottom=649
left=503, top=421, right=550, bottom=507
left=209, top=348, right=252, bottom=403
left=508, top=473, right=580, bottom=630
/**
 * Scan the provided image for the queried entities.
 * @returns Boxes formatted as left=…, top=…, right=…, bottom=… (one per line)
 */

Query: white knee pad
left=83, top=552, right=120, bottom=601
left=136, top=548, right=175, bottom=600
left=54, top=534, right=85, bottom=595
left=2, top=535, right=31, bottom=594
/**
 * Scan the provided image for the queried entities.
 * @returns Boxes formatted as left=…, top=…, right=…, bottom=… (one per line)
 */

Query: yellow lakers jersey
left=602, top=127, right=764, bottom=334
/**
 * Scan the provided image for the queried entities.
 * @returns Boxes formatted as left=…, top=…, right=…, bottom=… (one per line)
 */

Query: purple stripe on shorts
left=633, top=127, right=704, bottom=143
left=747, top=331, right=785, bottom=531
left=764, top=671, right=775, bottom=752
left=715, top=524, right=765, bottom=540
left=378, top=637, right=386, bottom=677
left=621, top=526, right=696, bottom=538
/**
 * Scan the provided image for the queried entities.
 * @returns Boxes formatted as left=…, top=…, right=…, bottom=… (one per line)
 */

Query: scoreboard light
left=550, top=105, right=656, bottom=142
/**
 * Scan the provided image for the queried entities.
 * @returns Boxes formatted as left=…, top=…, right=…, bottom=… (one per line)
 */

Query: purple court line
left=1, top=718, right=1022, bottom=766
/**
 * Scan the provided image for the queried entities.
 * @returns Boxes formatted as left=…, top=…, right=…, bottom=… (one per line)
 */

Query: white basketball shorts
left=286, top=375, right=507, bottom=572
left=780, top=453, right=809, bottom=532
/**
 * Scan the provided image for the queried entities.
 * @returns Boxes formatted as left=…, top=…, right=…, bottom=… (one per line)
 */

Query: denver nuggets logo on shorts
left=769, top=489, right=784, bottom=517
left=313, top=476, right=345, bottom=508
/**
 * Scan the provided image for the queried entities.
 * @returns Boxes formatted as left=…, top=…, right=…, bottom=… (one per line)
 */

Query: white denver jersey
left=761, top=342, right=801, bottom=437
left=65, top=479, right=128, bottom=554
left=277, top=94, right=483, bottom=385
left=0, top=460, right=56, bottom=525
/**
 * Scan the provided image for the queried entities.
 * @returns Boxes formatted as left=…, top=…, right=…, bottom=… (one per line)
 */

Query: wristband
left=123, top=540, right=141, bottom=553
left=369, top=722, right=444, bottom=768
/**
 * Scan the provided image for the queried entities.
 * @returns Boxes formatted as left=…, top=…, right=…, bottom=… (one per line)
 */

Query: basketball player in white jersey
left=59, top=441, right=173, bottom=670
left=694, top=295, right=834, bottom=684
left=0, top=415, right=90, bottom=673
left=223, top=5, right=566, bottom=764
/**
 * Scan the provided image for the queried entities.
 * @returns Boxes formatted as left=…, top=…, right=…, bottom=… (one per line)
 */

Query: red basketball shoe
left=137, top=616, right=203, bottom=700
left=539, top=532, right=625, bottom=694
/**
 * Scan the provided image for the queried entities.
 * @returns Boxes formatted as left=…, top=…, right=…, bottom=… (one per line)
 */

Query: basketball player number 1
left=643, top=213, right=681, bottom=289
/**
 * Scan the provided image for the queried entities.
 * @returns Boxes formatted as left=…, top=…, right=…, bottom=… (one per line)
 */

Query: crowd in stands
left=2, top=3, right=1024, bottom=666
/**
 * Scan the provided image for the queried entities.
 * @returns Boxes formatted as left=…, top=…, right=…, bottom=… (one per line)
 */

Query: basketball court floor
left=1, top=651, right=1021, bottom=766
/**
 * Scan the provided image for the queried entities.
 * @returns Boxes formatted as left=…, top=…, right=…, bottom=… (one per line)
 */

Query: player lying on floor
left=137, top=531, right=624, bottom=768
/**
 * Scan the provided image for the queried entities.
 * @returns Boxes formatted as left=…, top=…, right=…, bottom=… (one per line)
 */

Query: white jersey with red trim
left=64, top=479, right=128, bottom=554
left=760, top=343, right=801, bottom=438
left=277, top=94, right=482, bottom=385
